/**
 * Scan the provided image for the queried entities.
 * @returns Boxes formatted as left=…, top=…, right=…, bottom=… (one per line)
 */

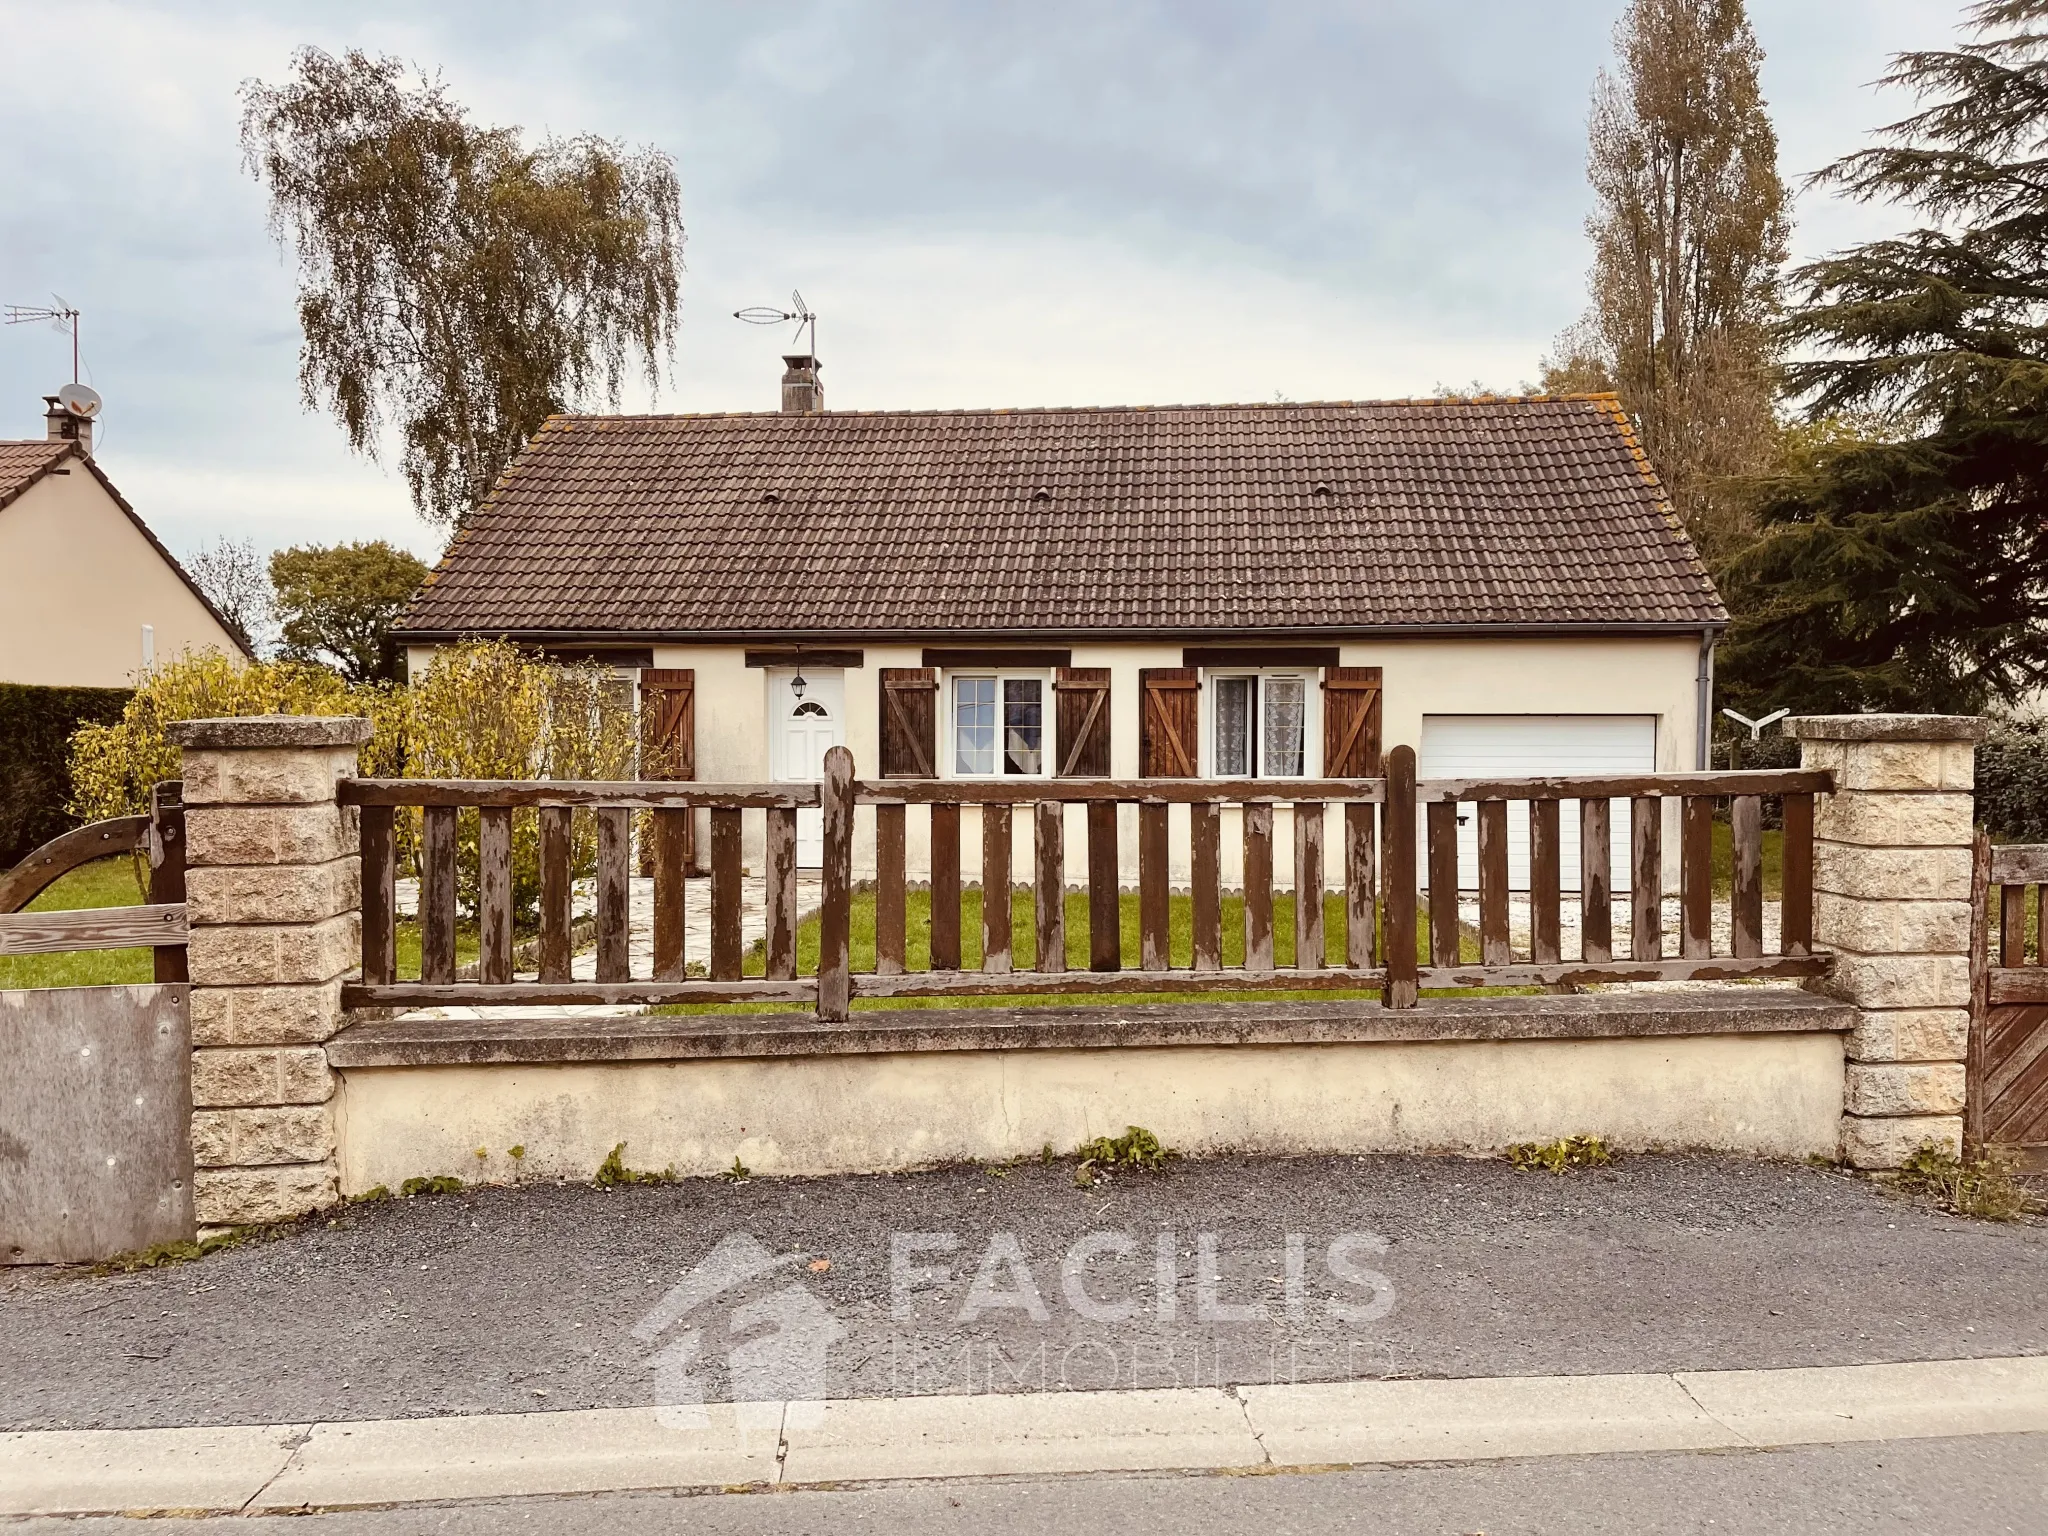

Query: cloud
left=0, top=0, right=1972, bottom=559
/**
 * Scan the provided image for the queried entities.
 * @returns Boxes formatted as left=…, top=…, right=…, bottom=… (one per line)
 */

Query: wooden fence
left=1970, top=839, right=2048, bottom=1165
left=338, top=748, right=1828, bottom=1018
left=0, top=783, right=188, bottom=978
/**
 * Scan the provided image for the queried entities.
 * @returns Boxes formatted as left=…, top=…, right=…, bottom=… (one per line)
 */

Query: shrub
left=398, top=640, right=637, bottom=917
left=0, top=683, right=131, bottom=867
left=66, top=650, right=387, bottom=824
left=1976, top=715, right=2048, bottom=843
left=64, top=640, right=637, bottom=916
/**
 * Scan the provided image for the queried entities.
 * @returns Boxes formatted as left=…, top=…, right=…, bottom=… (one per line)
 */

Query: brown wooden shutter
left=1321, top=666, right=1383, bottom=777
left=1139, top=667, right=1200, bottom=778
left=1053, top=668, right=1112, bottom=777
left=880, top=668, right=938, bottom=777
left=639, top=668, right=696, bottom=778
left=639, top=668, right=696, bottom=871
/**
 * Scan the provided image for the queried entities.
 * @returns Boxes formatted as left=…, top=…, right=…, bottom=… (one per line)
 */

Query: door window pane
left=1263, top=676, right=1307, bottom=777
left=954, top=677, right=996, bottom=774
left=1002, top=678, right=1043, bottom=774
left=1215, top=677, right=1254, bottom=776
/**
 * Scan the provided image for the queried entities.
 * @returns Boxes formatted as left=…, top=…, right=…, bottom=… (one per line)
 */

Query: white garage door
left=1418, top=715, right=1656, bottom=892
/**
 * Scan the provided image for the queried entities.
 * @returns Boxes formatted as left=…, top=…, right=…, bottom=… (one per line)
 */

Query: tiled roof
left=0, top=440, right=71, bottom=510
left=399, top=394, right=1727, bottom=640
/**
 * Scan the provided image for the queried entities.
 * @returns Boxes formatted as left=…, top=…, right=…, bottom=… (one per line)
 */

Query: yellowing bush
left=66, top=641, right=638, bottom=920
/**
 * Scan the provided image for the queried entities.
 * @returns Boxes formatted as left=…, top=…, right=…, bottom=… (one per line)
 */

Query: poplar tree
left=1546, top=0, right=1790, bottom=564
left=240, top=49, right=684, bottom=526
left=1718, top=0, right=2048, bottom=713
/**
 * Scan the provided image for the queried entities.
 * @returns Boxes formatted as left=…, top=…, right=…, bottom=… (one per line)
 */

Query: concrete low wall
left=329, top=995, right=1851, bottom=1188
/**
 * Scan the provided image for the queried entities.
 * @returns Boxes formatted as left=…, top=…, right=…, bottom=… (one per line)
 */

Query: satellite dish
left=56, top=383, right=101, bottom=419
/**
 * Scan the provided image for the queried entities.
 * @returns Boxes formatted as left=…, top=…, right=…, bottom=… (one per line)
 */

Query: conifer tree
left=1719, top=0, right=2048, bottom=713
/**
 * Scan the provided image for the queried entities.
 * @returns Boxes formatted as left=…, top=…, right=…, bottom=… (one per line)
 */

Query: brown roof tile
left=399, top=394, right=1727, bottom=640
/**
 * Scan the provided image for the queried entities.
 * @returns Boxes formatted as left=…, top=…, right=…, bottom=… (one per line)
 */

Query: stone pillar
left=1788, top=714, right=1984, bottom=1170
left=167, top=715, right=372, bottom=1227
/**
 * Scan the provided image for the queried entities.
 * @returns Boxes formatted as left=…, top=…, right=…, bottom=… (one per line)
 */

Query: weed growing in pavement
left=594, top=1143, right=680, bottom=1187
left=1894, top=1143, right=2037, bottom=1222
left=722, top=1156, right=750, bottom=1183
left=399, top=1175, right=465, bottom=1197
left=1074, top=1125, right=1174, bottom=1187
left=1507, top=1135, right=1616, bottom=1175
left=351, top=1185, right=391, bottom=1203
left=91, top=1223, right=283, bottom=1275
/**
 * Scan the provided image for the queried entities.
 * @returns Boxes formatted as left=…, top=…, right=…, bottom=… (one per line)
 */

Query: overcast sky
left=0, top=0, right=1972, bottom=565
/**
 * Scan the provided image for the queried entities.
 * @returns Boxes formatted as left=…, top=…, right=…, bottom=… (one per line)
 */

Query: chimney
left=44, top=392, right=94, bottom=458
left=780, top=354, right=824, bottom=414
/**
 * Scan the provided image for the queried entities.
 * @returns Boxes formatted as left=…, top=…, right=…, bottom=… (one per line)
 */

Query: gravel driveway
left=2, top=1152, right=2042, bottom=1431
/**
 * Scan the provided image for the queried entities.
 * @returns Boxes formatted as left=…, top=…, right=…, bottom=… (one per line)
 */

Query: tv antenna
left=4, top=296, right=81, bottom=382
left=734, top=290, right=817, bottom=356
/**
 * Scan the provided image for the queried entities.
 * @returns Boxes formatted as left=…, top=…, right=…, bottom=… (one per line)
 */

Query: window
left=951, top=674, right=1046, bottom=776
left=1209, top=672, right=1313, bottom=778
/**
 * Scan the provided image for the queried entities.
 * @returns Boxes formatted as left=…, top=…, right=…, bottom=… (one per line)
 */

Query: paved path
left=10, top=1433, right=2039, bottom=1535
left=3, top=1357, right=2044, bottom=1516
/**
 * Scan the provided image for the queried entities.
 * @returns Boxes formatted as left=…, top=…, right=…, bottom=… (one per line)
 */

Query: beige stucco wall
left=333, top=1029, right=1843, bottom=1189
left=653, top=635, right=1704, bottom=883
left=0, top=467, right=243, bottom=687
left=405, top=634, right=1705, bottom=884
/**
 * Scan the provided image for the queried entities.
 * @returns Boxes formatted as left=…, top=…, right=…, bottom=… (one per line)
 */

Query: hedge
left=0, top=683, right=133, bottom=869
left=1976, top=716, right=2048, bottom=844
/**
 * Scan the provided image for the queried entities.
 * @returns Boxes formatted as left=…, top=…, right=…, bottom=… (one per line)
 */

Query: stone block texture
left=187, top=856, right=360, bottom=926
left=1793, top=715, right=1980, bottom=1170
left=195, top=1163, right=341, bottom=1226
left=185, top=804, right=357, bottom=868
left=192, top=1046, right=335, bottom=1107
left=191, top=1105, right=336, bottom=1166
left=181, top=745, right=364, bottom=807
left=191, top=979, right=348, bottom=1047
left=179, top=716, right=373, bottom=1225
left=187, top=913, right=360, bottom=987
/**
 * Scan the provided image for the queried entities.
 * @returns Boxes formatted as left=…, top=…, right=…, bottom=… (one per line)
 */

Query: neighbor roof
left=398, top=394, right=1727, bottom=642
left=0, top=438, right=254, bottom=658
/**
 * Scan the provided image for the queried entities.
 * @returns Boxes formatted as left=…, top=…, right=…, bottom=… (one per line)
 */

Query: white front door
left=1419, top=715, right=1656, bottom=891
left=768, top=669, right=846, bottom=866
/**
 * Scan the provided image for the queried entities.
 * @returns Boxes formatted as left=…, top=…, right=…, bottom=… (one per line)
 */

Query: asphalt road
left=2, top=1152, right=2043, bottom=1431
left=9, top=1435, right=2047, bottom=1535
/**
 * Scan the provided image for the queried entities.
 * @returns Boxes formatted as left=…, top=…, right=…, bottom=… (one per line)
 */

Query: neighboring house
left=396, top=357, right=1727, bottom=879
left=0, top=395, right=249, bottom=686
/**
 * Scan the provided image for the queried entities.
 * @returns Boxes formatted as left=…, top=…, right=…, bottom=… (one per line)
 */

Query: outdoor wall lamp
left=791, top=670, right=808, bottom=700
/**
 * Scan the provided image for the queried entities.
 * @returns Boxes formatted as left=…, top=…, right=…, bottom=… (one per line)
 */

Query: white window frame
left=942, top=670, right=1054, bottom=780
left=1202, top=669, right=1323, bottom=780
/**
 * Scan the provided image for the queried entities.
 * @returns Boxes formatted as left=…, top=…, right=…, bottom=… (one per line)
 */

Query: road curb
left=2, top=1356, right=2044, bottom=1517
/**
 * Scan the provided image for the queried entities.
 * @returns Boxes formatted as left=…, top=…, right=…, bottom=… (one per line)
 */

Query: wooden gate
left=1971, top=835, right=2048, bottom=1170
left=0, top=787, right=193, bottom=1262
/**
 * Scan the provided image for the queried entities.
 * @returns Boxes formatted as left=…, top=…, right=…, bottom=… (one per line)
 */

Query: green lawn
left=654, top=888, right=1485, bottom=1015
left=1710, top=824, right=1784, bottom=900
left=0, top=857, right=153, bottom=989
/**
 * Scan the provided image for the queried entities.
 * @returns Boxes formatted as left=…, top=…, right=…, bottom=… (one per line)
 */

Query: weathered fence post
left=148, top=781, right=187, bottom=985
left=817, top=744, right=854, bottom=1021
left=169, top=715, right=372, bottom=1227
left=1788, top=714, right=1984, bottom=1169
left=1382, top=744, right=1418, bottom=1008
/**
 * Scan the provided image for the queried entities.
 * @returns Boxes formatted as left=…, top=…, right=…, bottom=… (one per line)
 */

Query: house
left=0, top=394, right=249, bottom=686
left=396, top=356, right=1726, bottom=880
